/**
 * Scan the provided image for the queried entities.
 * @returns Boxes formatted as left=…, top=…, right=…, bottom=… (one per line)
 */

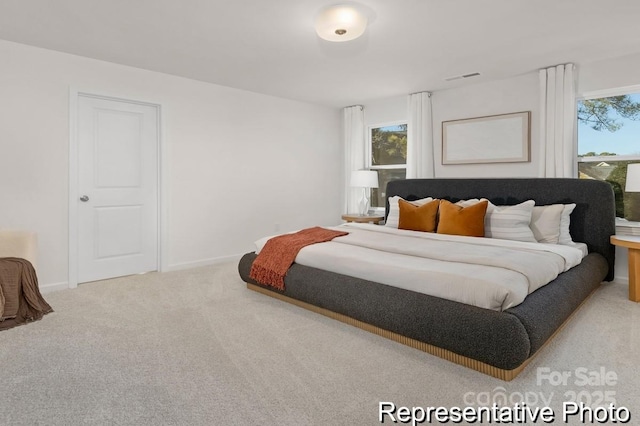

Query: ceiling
left=1, top=0, right=639, bottom=108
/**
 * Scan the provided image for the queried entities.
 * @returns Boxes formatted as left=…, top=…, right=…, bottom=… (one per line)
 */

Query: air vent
left=444, top=72, right=481, bottom=82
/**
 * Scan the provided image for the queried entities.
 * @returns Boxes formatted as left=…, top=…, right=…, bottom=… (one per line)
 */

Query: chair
left=0, top=230, right=37, bottom=268
left=0, top=230, right=51, bottom=330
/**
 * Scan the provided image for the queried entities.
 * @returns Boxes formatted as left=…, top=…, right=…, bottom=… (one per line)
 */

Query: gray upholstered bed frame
left=238, top=178, right=615, bottom=380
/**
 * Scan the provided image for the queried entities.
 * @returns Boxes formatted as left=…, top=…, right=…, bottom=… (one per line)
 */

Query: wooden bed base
left=247, top=282, right=599, bottom=381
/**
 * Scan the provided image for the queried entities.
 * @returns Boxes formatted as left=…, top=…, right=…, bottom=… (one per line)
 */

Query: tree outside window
left=369, top=123, right=407, bottom=209
left=577, top=93, right=640, bottom=219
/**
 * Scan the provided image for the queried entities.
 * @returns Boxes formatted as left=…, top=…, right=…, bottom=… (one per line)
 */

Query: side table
left=341, top=214, right=385, bottom=225
left=610, top=235, right=640, bottom=302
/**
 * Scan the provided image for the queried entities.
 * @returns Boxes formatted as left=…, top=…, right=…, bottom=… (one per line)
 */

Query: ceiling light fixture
left=315, top=4, right=368, bottom=42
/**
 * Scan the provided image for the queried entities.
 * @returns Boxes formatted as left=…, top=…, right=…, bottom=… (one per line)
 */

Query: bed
left=237, top=178, right=615, bottom=380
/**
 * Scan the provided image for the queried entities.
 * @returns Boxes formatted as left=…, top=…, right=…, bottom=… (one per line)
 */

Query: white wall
left=363, top=73, right=541, bottom=178
left=578, top=51, right=640, bottom=95
left=0, top=40, right=342, bottom=290
left=364, top=95, right=407, bottom=129
left=432, top=73, right=540, bottom=177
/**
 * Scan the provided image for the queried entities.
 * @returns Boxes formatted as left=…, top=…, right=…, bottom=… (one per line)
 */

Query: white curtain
left=343, top=105, right=366, bottom=214
left=406, top=92, right=435, bottom=178
left=539, top=64, right=577, bottom=178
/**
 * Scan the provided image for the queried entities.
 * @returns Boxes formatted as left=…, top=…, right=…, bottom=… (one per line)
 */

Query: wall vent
left=444, top=72, right=481, bottom=82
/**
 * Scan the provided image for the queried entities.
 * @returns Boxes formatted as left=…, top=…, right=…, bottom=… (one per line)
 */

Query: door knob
left=80, top=195, right=89, bottom=202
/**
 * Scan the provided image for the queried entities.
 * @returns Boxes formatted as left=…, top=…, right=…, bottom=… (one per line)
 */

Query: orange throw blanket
left=249, top=227, right=348, bottom=290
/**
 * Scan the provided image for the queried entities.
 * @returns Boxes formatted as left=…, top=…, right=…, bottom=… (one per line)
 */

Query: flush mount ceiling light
left=315, top=4, right=368, bottom=42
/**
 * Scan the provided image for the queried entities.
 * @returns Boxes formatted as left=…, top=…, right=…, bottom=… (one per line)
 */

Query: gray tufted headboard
left=386, top=178, right=616, bottom=281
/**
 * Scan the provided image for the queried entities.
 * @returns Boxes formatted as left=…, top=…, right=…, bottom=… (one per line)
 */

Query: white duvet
left=254, top=223, right=586, bottom=311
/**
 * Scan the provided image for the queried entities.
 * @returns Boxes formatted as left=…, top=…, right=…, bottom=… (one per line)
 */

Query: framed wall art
left=442, top=111, right=531, bottom=165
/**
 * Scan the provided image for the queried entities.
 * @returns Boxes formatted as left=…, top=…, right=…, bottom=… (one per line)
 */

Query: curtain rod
left=408, top=91, right=432, bottom=97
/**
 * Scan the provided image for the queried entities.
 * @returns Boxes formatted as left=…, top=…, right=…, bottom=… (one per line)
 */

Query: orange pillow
left=437, top=199, right=488, bottom=237
left=398, top=199, right=439, bottom=232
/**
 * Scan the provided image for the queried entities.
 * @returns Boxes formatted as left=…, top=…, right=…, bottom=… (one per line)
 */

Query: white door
left=77, top=94, right=159, bottom=283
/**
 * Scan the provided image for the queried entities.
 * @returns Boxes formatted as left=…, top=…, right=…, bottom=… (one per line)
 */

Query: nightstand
left=341, top=214, right=385, bottom=224
left=610, top=235, right=640, bottom=302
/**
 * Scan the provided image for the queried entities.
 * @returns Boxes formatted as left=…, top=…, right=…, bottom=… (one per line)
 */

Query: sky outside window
left=578, top=93, right=640, bottom=156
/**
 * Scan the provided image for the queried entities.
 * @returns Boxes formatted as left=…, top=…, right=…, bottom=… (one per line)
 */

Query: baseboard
left=38, top=255, right=243, bottom=291
left=612, top=277, right=629, bottom=286
left=39, top=281, right=69, bottom=294
left=166, top=253, right=243, bottom=272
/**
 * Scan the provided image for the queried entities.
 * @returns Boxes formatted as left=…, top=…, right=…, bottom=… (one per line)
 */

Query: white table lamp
left=626, top=164, right=640, bottom=193
left=351, top=170, right=379, bottom=216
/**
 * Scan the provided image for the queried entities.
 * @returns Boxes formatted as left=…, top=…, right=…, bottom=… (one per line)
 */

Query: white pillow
left=558, top=203, right=576, bottom=245
left=385, top=196, right=433, bottom=228
left=484, top=200, right=537, bottom=242
left=455, top=198, right=482, bottom=207
left=530, top=204, right=565, bottom=244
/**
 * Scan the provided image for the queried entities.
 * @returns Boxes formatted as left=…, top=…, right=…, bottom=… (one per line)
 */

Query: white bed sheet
left=254, top=224, right=586, bottom=311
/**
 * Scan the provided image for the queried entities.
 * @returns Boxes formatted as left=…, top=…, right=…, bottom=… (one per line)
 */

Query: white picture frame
left=442, top=111, right=531, bottom=165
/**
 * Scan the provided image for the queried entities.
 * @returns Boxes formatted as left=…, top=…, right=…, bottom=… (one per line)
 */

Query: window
left=368, top=123, right=407, bottom=210
left=577, top=91, right=640, bottom=219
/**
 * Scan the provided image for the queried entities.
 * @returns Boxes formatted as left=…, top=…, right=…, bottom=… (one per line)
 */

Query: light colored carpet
left=1, top=262, right=639, bottom=425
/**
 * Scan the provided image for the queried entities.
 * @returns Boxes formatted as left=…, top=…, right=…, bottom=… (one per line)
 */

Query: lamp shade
left=626, top=163, right=640, bottom=192
left=350, top=170, right=378, bottom=188
left=315, top=5, right=367, bottom=42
